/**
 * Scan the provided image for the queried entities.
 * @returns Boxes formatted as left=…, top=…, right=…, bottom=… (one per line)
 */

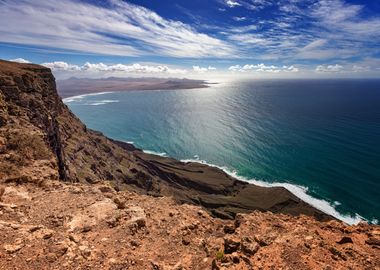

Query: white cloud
left=9, top=58, right=31, bottom=64
left=42, top=61, right=81, bottom=71
left=42, top=61, right=188, bottom=75
left=311, top=0, right=380, bottom=38
left=229, top=63, right=299, bottom=73
left=192, top=66, right=217, bottom=73
left=233, top=17, right=247, bottom=22
left=315, top=64, right=344, bottom=73
left=0, top=0, right=235, bottom=58
left=228, top=65, right=242, bottom=71
left=282, top=65, right=299, bottom=73
left=226, top=0, right=241, bottom=8
left=352, top=65, right=370, bottom=73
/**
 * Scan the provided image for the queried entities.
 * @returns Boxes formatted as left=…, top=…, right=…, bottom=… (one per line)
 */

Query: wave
left=180, top=158, right=370, bottom=225
left=142, top=149, right=168, bottom=157
left=63, top=91, right=114, bottom=103
left=121, top=140, right=134, bottom=144
left=87, top=100, right=120, bottom=106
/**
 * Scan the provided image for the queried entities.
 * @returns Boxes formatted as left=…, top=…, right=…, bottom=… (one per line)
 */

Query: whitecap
left=143, top=149, right=168, bottom=157
left=87, top=100, right=119, bottom=106
left=63, top=91, right=114, bottom=103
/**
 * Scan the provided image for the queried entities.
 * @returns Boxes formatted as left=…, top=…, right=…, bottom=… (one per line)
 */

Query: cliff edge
left=0, top=59, right=330, bottom=221
left=0, top=60, right=379, bottom=269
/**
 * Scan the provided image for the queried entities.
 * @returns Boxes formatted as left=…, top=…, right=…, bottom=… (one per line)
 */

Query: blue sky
left=0, top=0, right=380, bottom=79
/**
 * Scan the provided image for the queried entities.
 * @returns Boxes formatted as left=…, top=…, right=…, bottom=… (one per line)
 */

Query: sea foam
left=180, top=158, right=367, bottom=225
left=63, top=92, right=114, bottom=103
left=143, top=149, right=168, bottom=157
left=87, top=100, right=120, bottom=106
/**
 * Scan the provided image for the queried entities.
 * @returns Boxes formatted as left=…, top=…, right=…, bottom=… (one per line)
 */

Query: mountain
left=0, top=60, right=379, bottom=269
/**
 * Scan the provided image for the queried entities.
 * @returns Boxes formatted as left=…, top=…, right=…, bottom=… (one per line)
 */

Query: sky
left=0, top=0, right=380, bottom=79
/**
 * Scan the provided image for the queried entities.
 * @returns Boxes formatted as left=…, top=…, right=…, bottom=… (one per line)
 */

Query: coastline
left=57, top=77, right=210, bottom=99
left=0, top=60, right=361, bottom=225
left=63, top=91, right=370, bottom=225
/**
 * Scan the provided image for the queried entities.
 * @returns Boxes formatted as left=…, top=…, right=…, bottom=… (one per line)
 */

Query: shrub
left=215, top=249, right=224, bottom=261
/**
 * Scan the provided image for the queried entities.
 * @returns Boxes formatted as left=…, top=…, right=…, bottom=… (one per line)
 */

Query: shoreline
left=138, top=148, right=366, bottom=225
left=62, top=91, right=368, bottom=225
left=57, top=77, right=211, bottom=99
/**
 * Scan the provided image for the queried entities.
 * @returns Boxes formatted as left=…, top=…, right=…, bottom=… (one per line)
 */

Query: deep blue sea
left=64, top=79, right=380, bottom=224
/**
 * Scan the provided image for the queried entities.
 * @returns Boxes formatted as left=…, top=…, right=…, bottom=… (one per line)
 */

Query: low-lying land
left=57, top=77, right=210, bottom=98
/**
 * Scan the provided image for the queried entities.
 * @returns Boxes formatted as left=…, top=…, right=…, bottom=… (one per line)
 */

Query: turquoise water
left=64, top=79, right=380, bottom=224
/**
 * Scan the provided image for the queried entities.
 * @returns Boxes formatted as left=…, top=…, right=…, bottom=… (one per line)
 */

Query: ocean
left=64, top=79, right=380, bottom=224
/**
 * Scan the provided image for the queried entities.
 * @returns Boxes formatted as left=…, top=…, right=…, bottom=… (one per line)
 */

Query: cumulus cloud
left=229, top=63, right=299, bottom=73
left=9, top=58, right=31, bottom=64
left=352, top=65, right=370, bottom=73
left=42, top=62, right=188, bottom=75
left=42, top=61, right=81, bottom=71
left=315, top=64, right=344, bottom=73
left=0, top=0, right=235, bottom=58
left=226, top=0, right=241, bottom=8
left=233, top=17, right=247, bottom=22
left=225, top=0, right=272, bottom=10
left=192, top=66, right=217, bottom=73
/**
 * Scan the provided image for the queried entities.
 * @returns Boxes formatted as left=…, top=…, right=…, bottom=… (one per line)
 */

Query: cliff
left=0, top=59, right=329, bottom=221
left=0, top=60, right=379, bottom=269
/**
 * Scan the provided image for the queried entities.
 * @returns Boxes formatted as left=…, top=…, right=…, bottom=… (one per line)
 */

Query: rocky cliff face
left=0, top=60, right=379, bottom=269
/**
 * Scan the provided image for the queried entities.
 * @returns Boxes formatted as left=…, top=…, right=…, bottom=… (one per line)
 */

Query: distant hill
left=57, top=77, right=209, bottom=98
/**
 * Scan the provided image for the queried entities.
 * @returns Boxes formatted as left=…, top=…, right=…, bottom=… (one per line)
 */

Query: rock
left=113, top=197, right=126, bottom=209
left=337, top=236, right=353, bottom=245
left=365, top=237, right=380, bottom=246
left=55, top=244, right=69, bottom=257
left=106, top=217, right=118, bottom=228
left=46, top=253, right=57, bottom=263
left=223, top=224, right=235, bottom=234
left=126, top=206, right=147, bottom=228
left=28, top=225, right=44, bottom=233
left=79, top=245, right=91, bottom=258
left=182, top=237, right=190, bottom=246
left=224, top=236, right=240, bottom=254
left=212, top=209, right=234, bottom=220
left=130, top=240, right=140, bottom=247
left=234, top=214, right=244, bottom=229
left=4, top=243, right=24, bottom=253
left=98, top=186, right=114, bottom=193
left=69, top=234, right=81, bottom=244
left=42, top=231, right=53, bottom=239
left=305, top=236, right=313, bottom=241
left=197, top=210, right=206, bottom=217
left=0, top=186, right=4, bottom=202
left=172, top=262, right=183, bottom=270
left=68, top=199, right=117, bottom=232
left=254, top=235, right=270, bottom=247
left=241, top=241, right=259, bottom=256
left=82, top=225, right=92, bottom=233
left=150, top=261, right=161, bottom=270
left=211, top=259, right=220, bottom=270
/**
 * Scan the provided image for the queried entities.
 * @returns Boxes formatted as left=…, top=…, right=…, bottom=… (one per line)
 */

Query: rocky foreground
left=0, top=59, right=379, bottom=269
left=0, top=180, right=379, bottom=270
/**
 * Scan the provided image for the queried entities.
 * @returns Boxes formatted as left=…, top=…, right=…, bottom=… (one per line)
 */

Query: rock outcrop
left=1, top=59, right=379, bottom=269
